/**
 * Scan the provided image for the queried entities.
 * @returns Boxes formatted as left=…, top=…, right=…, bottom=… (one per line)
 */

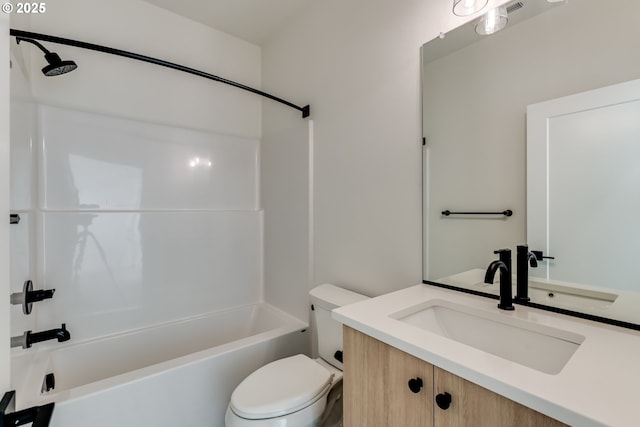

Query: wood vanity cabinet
left=342, top=326, right=567, bottom=427
left=342, top=325, right=434, bottom=426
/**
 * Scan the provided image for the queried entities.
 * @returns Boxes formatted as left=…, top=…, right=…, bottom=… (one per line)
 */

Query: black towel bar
left=441, top=210, right=513, bottom=217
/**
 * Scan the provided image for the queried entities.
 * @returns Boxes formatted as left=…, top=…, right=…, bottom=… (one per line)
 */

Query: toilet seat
left=230, top=354, right=334, bottom=420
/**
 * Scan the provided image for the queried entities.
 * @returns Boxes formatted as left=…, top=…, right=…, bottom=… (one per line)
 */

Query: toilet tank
left=309, top=284, right=368, bottom=370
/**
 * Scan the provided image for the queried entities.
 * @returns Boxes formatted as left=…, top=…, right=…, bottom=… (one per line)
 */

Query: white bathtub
left=11, top=303, right=308, bottom=427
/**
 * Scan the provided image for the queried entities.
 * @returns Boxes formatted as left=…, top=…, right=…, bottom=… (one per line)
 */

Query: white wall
left=262, top=0, right=508, bottom=298
left=1, top=11, right=10, bottom=393
left=261, top=120, right=312, bottom=321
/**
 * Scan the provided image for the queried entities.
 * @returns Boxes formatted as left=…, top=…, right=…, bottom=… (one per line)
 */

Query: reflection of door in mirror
left=527, top=79, right=640, bottom=293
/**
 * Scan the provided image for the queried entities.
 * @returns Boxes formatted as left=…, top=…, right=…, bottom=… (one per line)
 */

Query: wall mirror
left=421, top=0, right=640, bottom=328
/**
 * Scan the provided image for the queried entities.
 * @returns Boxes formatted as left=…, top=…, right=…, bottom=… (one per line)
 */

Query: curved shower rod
left=9, top=29, right=311, bottom=119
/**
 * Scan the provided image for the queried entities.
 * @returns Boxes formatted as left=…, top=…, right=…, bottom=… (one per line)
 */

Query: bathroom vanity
left=343, top=327, right=564, bottom=426
left=333, top=285, right=640, bottom=427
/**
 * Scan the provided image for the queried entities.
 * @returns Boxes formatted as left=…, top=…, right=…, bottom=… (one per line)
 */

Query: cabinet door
left=434, top=367, right=568, bottom=427
left=343, top=326, right=434, bottom=427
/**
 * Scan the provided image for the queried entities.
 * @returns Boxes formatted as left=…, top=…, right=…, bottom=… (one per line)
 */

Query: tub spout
left=11, top=324, right=71, bottom=349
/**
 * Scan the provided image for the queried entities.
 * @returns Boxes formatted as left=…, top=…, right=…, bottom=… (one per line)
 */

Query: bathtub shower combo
left=12, top=303, right=307, bottom=426
left=7, top=30, right=310, bottom=426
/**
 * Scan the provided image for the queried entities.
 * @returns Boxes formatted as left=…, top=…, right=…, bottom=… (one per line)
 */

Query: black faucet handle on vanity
left=484, top=249, right=514, bottom=311
left=493, top=248, right=512, bottom=261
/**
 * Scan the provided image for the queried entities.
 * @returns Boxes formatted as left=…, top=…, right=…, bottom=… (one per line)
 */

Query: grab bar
left=441, top=209, right=513, bottom=217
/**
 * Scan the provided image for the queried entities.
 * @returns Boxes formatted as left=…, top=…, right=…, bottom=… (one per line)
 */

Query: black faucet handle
left=25, top=288, right=56, bottom=304
left=493, top=248, right=512, bottom=264
left=13, top=280, right=56, bottom=315
left=532, top=250, right=555, bottom=261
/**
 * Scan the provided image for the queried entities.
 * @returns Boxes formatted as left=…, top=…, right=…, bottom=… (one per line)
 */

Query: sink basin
left=390, top=299, right=585, bottom=375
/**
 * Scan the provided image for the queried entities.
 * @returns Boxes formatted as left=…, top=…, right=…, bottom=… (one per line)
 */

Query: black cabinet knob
left=334, top=350, right=343, bottom=363
left=435, top=392, right=452, bottom=410
left=407, top=377, right=423, bottom=393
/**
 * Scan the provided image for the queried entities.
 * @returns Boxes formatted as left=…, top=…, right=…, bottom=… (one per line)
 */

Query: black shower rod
left=9, top=29, right=310, bottom=118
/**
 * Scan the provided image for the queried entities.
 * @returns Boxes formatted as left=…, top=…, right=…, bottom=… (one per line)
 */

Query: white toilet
left=225, top=284, right=368, bottom=427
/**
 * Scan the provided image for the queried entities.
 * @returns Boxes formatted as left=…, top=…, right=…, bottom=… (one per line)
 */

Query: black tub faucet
left=516, top=245, right=538, bottom=302
left=484, top=249, right=514, bottom=311
left=11, top=324, right=71, bottom=349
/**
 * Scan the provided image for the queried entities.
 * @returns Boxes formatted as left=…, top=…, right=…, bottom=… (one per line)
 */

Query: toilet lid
left=230, top=354, right=333, bottom=420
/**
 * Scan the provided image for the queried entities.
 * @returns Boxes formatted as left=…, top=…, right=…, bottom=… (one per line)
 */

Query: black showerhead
left=42, top=51, right=78, bottom=76
left=16, top=37, right=77, bottom=76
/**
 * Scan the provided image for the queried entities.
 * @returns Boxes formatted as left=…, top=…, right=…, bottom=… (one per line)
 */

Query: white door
left=527, top=79, right=640, bottom=292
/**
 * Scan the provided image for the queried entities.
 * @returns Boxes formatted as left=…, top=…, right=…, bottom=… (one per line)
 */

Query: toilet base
left=224, top=390, right=328, bottom=427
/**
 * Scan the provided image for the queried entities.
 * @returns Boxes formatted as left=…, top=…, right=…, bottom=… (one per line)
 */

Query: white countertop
left=332, top=284, right=640, bottom=427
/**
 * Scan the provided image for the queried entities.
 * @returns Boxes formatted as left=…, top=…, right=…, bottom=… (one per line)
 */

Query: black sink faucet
left=484, top=249, right=514, bottom=311
left=515, top=245, right=538, bottom=302
left=11, top=324, right=71, bottom=349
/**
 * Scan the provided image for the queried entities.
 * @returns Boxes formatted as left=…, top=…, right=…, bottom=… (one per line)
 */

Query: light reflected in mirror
left=421, top=0, right=640, bottom=327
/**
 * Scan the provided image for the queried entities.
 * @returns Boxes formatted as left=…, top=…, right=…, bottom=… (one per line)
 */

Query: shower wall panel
left=38, top=106, right=259, bottom=211
left=13, top=105, right=262, bottom=343
left=38, top=211, right=262, bottom=342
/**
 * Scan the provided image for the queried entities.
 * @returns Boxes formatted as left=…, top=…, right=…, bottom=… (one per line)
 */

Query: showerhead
left=42, top=51, right=78, bottom=76
left=16, top=37, right=77, bottom=76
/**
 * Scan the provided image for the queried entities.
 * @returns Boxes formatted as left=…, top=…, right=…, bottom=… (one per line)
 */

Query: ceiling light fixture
left=453, top=0, right=489, bottom=16
left=475, top=5, right=509, bottom=35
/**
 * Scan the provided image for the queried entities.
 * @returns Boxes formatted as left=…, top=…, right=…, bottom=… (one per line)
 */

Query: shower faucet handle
left=10, top=280, right=56, bottom=315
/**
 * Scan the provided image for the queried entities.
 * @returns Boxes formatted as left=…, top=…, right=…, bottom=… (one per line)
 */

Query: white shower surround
left=8, top=104, right=302, bottom=423
left=10, top=105, right=264, bottom=342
